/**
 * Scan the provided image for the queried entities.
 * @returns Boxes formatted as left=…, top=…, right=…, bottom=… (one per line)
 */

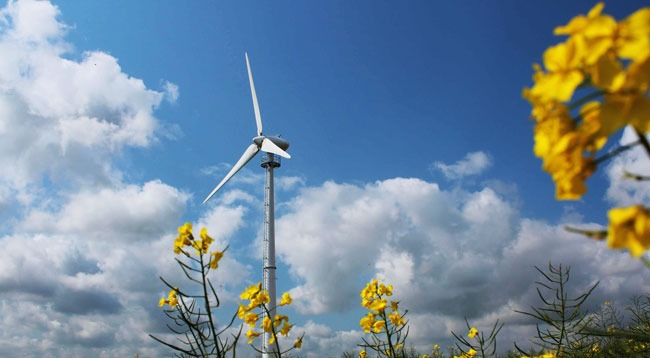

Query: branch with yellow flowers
left=237, top=282, right=304, bottom=357
left=523, top=2, right=650, bottom=259
left=150, top=223, right=240, bottom=357
left=358, top=279, right=410, bottom=358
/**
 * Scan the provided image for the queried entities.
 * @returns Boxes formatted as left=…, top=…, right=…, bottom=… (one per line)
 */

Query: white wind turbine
left=203, top=53, right=290, bottom=357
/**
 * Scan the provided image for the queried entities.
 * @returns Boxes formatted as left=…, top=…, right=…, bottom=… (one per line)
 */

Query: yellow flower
left=360, top=312, right=375, bottom=333
left=173, top=223, right=194, bottom=254
left=361, top=298, right=372, bottom=309
left=390, top=300, right=399, bottom=312
left=468, top=327, right=479, bottom=338
left=359, top=351, right=367, bottom=358
left=607, top=205, right=650, bottom=257
left=240, top=283, right=262, bottom=300
left=236, top=303, right=249, bottom=319
left=244, top=312, right=259, bottom=325
left=261, top=316, right=273, bottom=332
left=273, top=314, right=288, bottom=327
left=199, top=227, right=214, bottom=244
left=589, top=51, right=625, bottom=91
left=434, top=344, right=440, bottom=350
left=251, top=290, right=270, bottom=307
left=540, top=130, right=596, bottom=200
left=245, top=329, right=261, bottom=344
left=168, top=288, right=179, bottom=307
left=360, top=279, right=378, bottom=299
left=618, top=8, right=650, bottom=61
left=378, top=283, right=393, bottom=296
left=178, top=222, right=192, bottom=236
left=159, top=288, right=179, bottom=308
left=209, top=251, right=224, bottom=269
left=279, top=292, right=293, bottom=306
left=294, top=336, right=303, bottom=348
left=388, top=311, right=405, bottom=326
left=554, top=2, right=605, bottom=36
left=530, top=37, right=586, bottom=102
left=280, top=321, right=292, bottom=336
left=368, top=298, right=387, bottom=313
left=599, top=58, right=650, bottom=134
left=372, top=320, right=386, bottom=333
left=532, top=106, right=574, bottom=159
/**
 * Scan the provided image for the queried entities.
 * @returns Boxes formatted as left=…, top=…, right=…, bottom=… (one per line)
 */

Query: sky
left=1, top=0, right=650, bottom=357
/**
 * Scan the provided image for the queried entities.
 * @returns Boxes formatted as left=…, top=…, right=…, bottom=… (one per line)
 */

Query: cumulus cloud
left=0, top=0, right=175, bottom=194
left=431, top=151, right=493, bottom=180
left=162, top=80, right=179, bottom=103
left=0, top=1, right=199, bottom=356
left=274, top=177, right=649, bottom=356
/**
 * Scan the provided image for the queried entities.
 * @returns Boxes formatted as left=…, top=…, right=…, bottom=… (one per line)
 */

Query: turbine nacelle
left=253, top=135, right=290, bottom=152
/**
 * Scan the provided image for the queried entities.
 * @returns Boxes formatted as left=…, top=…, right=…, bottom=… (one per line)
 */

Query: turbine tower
left=203, top=53, right=290, bottom=357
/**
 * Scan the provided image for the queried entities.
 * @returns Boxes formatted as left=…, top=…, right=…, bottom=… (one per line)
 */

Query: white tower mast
left=203, top=53, right=289, bottom=358
left=261, top=153, right=279, bottom=357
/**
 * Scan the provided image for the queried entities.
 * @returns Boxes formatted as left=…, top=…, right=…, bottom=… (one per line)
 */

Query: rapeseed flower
left=158, top=288, right=179, bottom=309
left=279, top=292, right=293, bottom=306
left=209, top=250, right=224, bottom=269
left=607, top=205, right=650, bottom=257
left=388, top=311, right=405, bottom=326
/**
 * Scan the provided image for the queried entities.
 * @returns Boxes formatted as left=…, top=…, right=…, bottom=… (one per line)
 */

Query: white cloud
left=277, top=175, right=305, bottom=191
left=0, top=0, right=66, bottom=42
left=162, top=80, right=179, bottom=103
left=19, top=180, right=188, bottom=241
left=273, top=177, right=649, bottom=356
left=431, top=151, right=493, bottom=180
left=0, top=0, right=166, bottom=194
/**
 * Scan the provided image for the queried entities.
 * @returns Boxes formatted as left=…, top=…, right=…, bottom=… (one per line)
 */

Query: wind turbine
left=203, top=53, right=290, bottom=357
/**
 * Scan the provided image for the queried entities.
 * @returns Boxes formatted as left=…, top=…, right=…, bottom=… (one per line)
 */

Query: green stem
left=635, top=128, right=650, bottom=159
left=568, top=90, right=605, bottom=111
left=200, top=252, right=220, bottom=356
left=594, top=140, right=640, bottom=165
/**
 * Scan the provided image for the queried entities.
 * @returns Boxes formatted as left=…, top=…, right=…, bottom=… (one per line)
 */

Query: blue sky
left=1, top=1, right=650, bottom=356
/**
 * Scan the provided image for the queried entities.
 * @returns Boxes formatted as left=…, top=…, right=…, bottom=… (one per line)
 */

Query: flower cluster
left=173, top=222, right=224, bottom=268
left=607, top=205, right=650, bottom=257
left=158, top=288, right=179, bottom=309
left=451, top=327, right=479, bottom=358
left=358, top=279, right=409, bottom=357
left=523, top=2, right=650, bottom=200
left=359, top=279, right=403, bottom=333
left=237, top=282, right=297, bottom=346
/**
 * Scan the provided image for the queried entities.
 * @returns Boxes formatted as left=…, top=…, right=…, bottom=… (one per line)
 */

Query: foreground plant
left=523, top=2, right=650, bottom=258
left=515, top=263, right=599, bottom=357
left=237, top=282, right=303, bottom=356
left=358, top=279, right=409, bottom=357
left=150, top=223, right=240, bottom=357
left=451, top=319, right=503, bottom=358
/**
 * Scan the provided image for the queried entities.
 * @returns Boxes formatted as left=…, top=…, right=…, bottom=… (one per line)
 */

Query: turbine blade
left=245, top=53, right=263, bottom=136
left=203, top=144, right=259, bottom=203
left=261, top=138, right=291, bottom=159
